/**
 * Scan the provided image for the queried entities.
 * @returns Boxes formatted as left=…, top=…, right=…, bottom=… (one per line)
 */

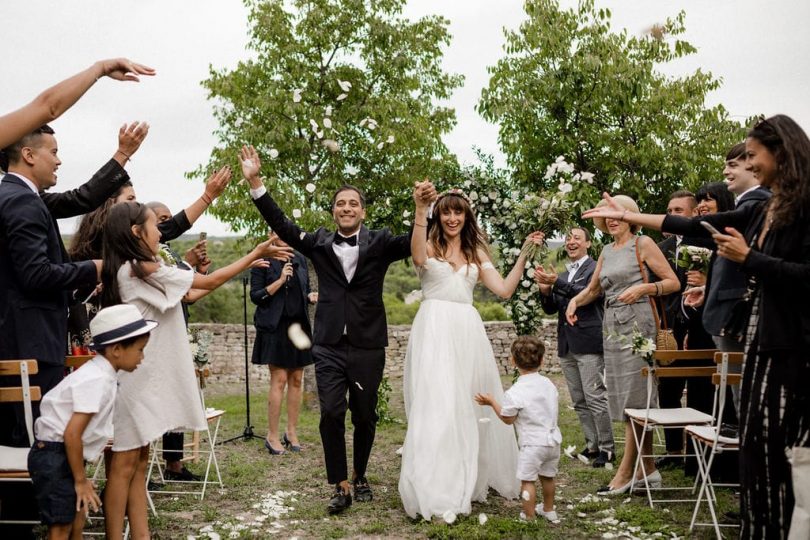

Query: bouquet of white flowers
left=675, top=245, right=712, bottom=273
left=607, top=324, right=656, bottom=366
left=188, top=329, right=213, bottom=368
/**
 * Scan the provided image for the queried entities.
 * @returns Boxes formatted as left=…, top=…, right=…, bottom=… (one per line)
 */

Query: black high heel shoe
left=264, top=438, right=286, bottom=455
left=282, top=433, right=302, bottom=452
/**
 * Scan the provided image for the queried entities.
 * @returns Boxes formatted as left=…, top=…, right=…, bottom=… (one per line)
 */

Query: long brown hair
left=427, top=193, right=490, bottom=268
left=69, top=181, right=133, bottom=260
left=747, top=115, right=810, bottom=229
left=100, top=202, right=155, bottom=307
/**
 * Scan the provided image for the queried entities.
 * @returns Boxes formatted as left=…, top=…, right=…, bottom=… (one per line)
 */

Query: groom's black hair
left=331, top=184, right=366, bottom=209
left=510, top=336, right=545, bottom=371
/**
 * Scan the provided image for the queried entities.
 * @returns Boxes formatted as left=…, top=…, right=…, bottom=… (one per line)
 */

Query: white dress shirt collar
left=565, top=254, right=589, bottom=279
left=736, top=184, right=761, bottom=205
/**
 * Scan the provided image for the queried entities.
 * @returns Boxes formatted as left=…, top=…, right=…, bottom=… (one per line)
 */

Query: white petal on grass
left=316, top=130, right=324, bottom=139
left=442, top=510, right=456, bottom=524
left=325, top=106, right=333, bottom=116
left=305, top=183, right=316, bottom=193
left=310, top=119, right=318, bottom=131
left=337, top=79, right=352, bottom=92
left=336, top=93, right=348, bottom=101
left=395, top=446, right=403, bottom=455
left=604, top=462, right=614, bottom=470
left=292, top=209, right=302, bottom=219
left=269, top=149, right=279, bottom=159
left=308, top=164, right=317, bottom=174
left=521, top=490, right=530, bottom=501
left=478, top=513, right=488, bottom=526
left=386, top=135, right=395, bottom=144
left=292, top=89, right=302, bottom=103
left=323, top=117, right=332, bottom=129
left=563, top=445, right=577, bottom=459
left=376, top=142, right=384, bottom=150
left=577, top=453, right=590, bottom=464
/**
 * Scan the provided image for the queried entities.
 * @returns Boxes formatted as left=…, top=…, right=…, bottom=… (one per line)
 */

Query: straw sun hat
left=592, top=195, right=640, bottom=234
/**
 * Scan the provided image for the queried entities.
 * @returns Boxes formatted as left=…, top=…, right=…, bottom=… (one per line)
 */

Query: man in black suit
left=686, top=143, right=771, bottom=415
left=535, top=227, right=614, bottom=467
left=240, top=145, right=425, bottom=514
left=655, top=190, right=715, bottom=469
left=0, top=123, right=144, bottom=445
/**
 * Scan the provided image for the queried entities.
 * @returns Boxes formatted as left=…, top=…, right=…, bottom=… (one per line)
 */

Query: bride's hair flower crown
left=435, top=188, right=474, bottom=207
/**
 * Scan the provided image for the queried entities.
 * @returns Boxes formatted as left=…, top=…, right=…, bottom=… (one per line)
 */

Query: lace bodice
left=418, top=257, right=494, bottom=304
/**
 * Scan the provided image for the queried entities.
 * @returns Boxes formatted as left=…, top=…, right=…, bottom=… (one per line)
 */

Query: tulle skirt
left=398, top=299, right=519, bottom=519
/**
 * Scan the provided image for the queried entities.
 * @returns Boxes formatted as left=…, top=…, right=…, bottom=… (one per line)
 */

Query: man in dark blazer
left=535, top=227, right=614, bottom=467
left=655, top=190, right=716, bottom=469
left=697, top=143, right=771, bottom=414
left=240, top=145, right=420, bottom=514
left=0, top=124, right=143, bottom=446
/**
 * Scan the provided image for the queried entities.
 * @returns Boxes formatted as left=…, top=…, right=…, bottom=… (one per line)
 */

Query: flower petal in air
left=337, top=79, right=352, bottom=92
left=336, top=93, right=348, bottom=101
left=322, top=139, right=340, bottom=153
left=292, top=89, right=302, bottom=103
left=292, top=209, right=303, bottom=219
left=386, top=135, right=395, bottom=144
left=323, top=118, right=332, bottom=129
left=305, top=183, right=316, bottom=193
left=288, top=323, right=311, bottom=350
left=269, top=149, right=279, bottom=159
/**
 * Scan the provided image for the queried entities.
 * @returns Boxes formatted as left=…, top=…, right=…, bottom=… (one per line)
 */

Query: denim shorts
left=27, top=440, right=76, bottom=525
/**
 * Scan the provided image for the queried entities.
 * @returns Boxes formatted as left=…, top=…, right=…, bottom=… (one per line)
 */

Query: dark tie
left=334, top=234, right=357, bottom=247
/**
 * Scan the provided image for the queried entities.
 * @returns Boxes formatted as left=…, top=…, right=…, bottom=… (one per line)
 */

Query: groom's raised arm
left=240, top=145, right=315, bottom=255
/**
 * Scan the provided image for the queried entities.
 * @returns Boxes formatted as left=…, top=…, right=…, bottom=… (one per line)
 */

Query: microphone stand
left=222, top=274, right=262, bottom=444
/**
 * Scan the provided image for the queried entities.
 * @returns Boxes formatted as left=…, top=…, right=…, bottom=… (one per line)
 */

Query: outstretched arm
left=239, top=145, right=316, bottom=254
left=479, top=232, right=543, bottom=299
left=474, top=393, right=517, bottom=425
left=0, top=58, right=155, bottom=149
left=42, top=122, right=148, bottom=218
left=191, top=240, right=292, bottom=291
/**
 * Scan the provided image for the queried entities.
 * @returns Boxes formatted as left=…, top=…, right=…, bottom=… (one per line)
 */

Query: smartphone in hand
left=700, top=221, right=721, bottom=236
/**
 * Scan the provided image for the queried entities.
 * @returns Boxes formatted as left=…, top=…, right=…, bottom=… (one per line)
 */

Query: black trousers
left=312, top=338, right=385, bottom=485
left=162, top=432, right=184, bottom=462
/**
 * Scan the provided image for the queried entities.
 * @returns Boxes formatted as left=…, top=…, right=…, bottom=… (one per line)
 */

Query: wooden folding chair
left=624, top=349, right=717, bottom=507
left=0, top=359, right=41, bottom=526
left=686, top=352, right=743, bottom=539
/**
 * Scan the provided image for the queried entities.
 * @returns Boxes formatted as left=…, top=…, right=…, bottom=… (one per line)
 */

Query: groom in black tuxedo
left=241, top=146, right=432, bottom=514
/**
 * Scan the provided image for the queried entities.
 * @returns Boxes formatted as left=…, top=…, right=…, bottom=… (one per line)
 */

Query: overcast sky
left=3, top=1, right=808, bottom=236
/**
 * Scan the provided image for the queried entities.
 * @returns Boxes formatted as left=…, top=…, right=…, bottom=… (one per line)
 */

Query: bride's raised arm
left=479, top=232, right=543, bottom=299
left=410, top=180, right=435, bottom=267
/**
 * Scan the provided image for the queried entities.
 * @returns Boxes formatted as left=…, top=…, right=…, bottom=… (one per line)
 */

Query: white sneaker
left=534, top=505, right=559, bottom=522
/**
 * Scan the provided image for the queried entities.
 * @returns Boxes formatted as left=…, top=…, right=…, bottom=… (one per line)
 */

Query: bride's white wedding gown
left=398, top=258, right=519, bottom=520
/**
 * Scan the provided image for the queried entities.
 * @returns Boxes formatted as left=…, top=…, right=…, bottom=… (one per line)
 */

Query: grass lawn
left=131, top=374, right=737, bottom=539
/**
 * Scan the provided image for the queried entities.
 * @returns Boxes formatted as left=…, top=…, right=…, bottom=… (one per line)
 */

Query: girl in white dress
left=398, top=182, right=542, bottom=520
left=99, top=201, right=292, bottom=539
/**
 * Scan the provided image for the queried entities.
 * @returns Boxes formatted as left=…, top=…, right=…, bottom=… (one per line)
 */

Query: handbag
left=722, top=280, right=757, bottom=343
left=634, top=238, right=678, bottom=364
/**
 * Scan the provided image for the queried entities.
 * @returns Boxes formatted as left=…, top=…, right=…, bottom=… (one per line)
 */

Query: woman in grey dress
left=566, top=195, right=679, bottom=494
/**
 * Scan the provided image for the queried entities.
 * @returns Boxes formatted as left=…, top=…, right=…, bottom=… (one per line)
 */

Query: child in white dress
left=475, top=336, right=562, bottom=522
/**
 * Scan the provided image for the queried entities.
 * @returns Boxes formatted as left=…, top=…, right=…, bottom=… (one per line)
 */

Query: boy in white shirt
left=27, top=304, right=156, bottom=540
left=475, top=336, right=561, bottom=522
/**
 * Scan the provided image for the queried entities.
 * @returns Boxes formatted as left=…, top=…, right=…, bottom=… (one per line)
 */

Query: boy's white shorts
left=516, top=445, right=560, bottom=480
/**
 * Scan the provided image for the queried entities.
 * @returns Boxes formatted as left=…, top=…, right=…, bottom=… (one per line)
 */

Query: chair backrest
left=65, top=354, right=95, bottom=370
left=653, top=349, right=718, bottom=364
left=641, top=365, right=717, bottom=379
left=0, top=360, right=41, bottom=445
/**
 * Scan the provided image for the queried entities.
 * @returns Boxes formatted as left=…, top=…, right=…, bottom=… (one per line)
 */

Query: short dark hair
left=330, top=184, right=366, bottom=209
left=669, top=189, right=695, bottom=202
left=510, top=336, right=545, bottom=371
left=93, top=332, right=150, bottom=355
left=0, top=124, right=55, bottom=171
left=725, top=142, right=747, bottom=162
left=568, top=226, right=590, bottom=242
left=695, top=182, right=735, bottom=213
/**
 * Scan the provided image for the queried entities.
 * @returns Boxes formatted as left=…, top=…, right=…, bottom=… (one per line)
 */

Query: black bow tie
left=334, top=234, right=357, bottom=247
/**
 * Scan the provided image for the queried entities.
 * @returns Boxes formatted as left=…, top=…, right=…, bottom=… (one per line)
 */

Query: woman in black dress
left=251, top=235, right=316, bottom=454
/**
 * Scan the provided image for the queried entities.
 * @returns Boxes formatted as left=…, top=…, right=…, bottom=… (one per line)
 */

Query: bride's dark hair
left=100, top=202, right=155, bottom=307
left=427, top=192, right=490, bottom=268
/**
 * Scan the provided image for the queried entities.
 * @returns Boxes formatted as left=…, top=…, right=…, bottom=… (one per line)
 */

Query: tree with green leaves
left=477, top=0, right=744, bottom=215
left=192, top=0, right=463, bottom=237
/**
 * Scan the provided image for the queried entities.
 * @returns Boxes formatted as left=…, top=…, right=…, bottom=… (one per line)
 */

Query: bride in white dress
left=399, top=182, right=542, bottom=520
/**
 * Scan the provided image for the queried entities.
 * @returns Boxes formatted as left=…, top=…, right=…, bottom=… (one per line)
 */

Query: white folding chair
left=0, top=359, right=41, bottom=527
left=686, top=352, right=743, bottom=539
left=624, top=349, right=717, bottom=507
left=147, top=371, right=224, bottom=501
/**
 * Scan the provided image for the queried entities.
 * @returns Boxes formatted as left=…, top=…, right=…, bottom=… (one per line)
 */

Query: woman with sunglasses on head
left=583, top=115, right=810, bottom=538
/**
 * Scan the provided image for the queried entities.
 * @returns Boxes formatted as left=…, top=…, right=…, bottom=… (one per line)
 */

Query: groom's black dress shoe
left=353, top=476, right=373, bottom=502
left=327, top=485, right=352, bottom=515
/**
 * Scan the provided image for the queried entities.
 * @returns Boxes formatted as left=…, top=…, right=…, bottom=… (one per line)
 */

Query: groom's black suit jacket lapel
left=252, top=192, right=411, bottom=348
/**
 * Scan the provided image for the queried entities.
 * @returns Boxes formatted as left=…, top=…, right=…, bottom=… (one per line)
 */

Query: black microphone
left=285, top=260, right=299, bottom=287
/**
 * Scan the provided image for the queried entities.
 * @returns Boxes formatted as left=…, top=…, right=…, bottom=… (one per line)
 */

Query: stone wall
left=190, top=319, right=560, bottom=388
